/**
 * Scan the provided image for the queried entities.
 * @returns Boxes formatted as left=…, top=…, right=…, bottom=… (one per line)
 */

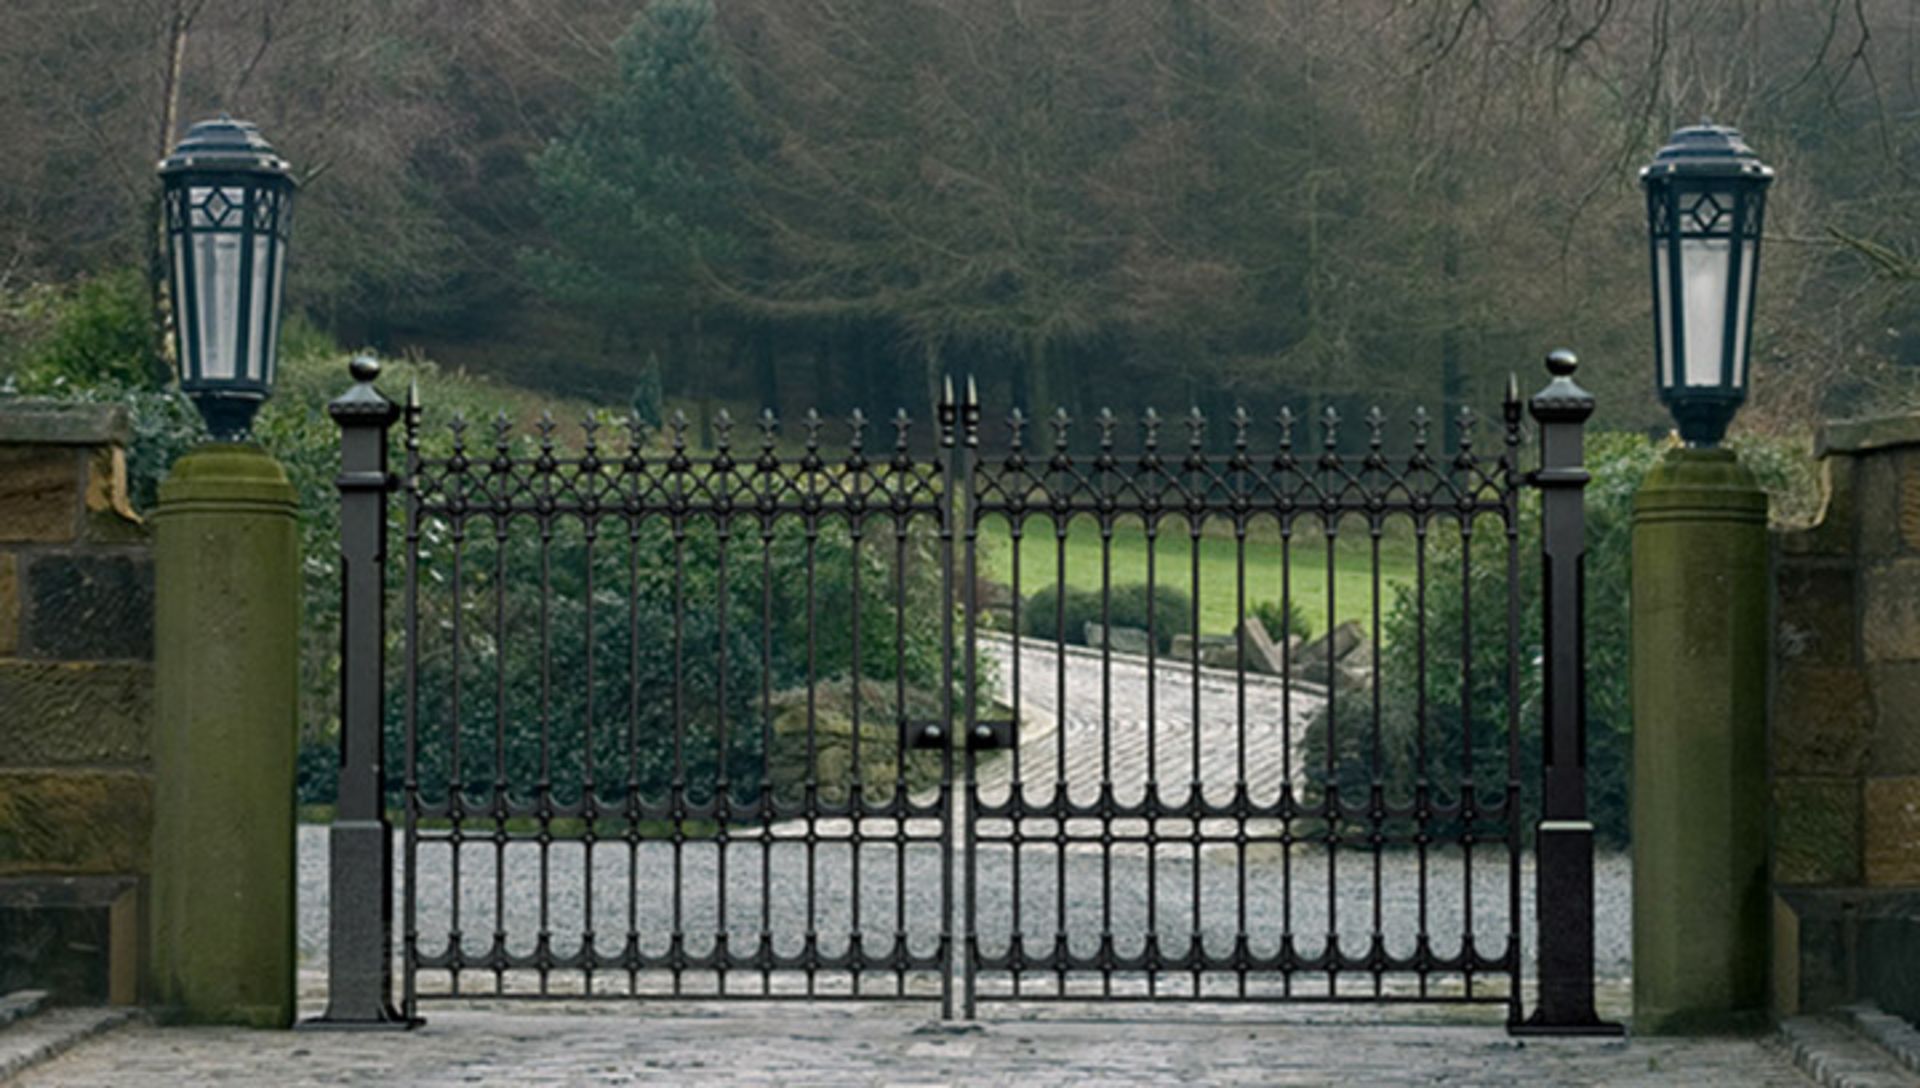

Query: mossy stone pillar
left=1631, top=446, right=1770, bottom=1033
left=150, top=444, right=299, bottom=1027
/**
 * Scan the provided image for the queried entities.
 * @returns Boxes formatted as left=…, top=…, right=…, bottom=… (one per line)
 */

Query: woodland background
left=2, top=0, right=1919, bottom=437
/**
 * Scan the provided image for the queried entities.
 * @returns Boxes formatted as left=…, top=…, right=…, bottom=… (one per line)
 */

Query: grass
left=974, top=516, right=1425, bottom=636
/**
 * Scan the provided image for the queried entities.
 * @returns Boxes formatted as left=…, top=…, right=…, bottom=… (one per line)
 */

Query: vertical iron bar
left=960, top=382, right=981, bottom=1018
left=760, top=495, right=776, bottom=997
left=1515, top=351, right=1621, bottom=1035
left=1053, top=517, right=1068, bottom=996
left=1136, top=510, right=1152, bottom=997
left=1008, top=511, right=1023, bottom=999
left=1503, top=376, right=1526, bottom=1025
left=401, top=386, right=420, bottom=1018
left=627, top=504, right=642, bottom=997
left=536, top=416, right=555, bottom=996
left=311, top=358, right=410, bottom=1028
left=936, top=380, right=958, bottom=1019
left=490, top=429, right=507, bottom=998
left=582, top=465, right=598, bottom=995
left=1188, top=505, right=1202, bottom=998
left=669, top=419, right=688, bottom=999
left=448, top=421, right=466, bottom=997
left=1415, top=512, right=1430, bottom=999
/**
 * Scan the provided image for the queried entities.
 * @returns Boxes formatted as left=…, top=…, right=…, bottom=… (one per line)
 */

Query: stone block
left=0, top=446, right=80, bottom=544
left=24, top=553, right=152, bottom=660
left=1858, top=451, right=1919, bottom=557
left=0, top=875, right=140, bottom=1005
left=1862, top=558, right=1920, bottom=663
left=1083, top=622, right=1151, bottom=656
left=0, top=551, right=16, bottom=656
left=1772, top=665, right=1872, bottom=775
left=1773, top=776, right=1860, bottom=885
left=1869, top=663, right=1920, bottom=774
left=1777, top=456, right=1856, bottom=558
left=1864, top=775, right=1920, bottom=885
left=0, top=661, right=152, bottom=766
left=1774, top=563, right=1855, bottom=665
left=0, top=770, right=152, bottom=876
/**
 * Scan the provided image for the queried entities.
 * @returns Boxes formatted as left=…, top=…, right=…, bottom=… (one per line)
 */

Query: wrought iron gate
left=312, top=353, right=1616, bottom=1034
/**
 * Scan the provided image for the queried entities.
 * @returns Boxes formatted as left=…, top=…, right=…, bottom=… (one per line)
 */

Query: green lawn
left=974, top=518, right=1421, bottom=637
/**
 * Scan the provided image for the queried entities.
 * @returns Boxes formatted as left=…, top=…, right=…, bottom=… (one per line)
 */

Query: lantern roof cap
left=1640, top=120, right=1773, bottom=184
left=158, top=115, right=293, bottom=181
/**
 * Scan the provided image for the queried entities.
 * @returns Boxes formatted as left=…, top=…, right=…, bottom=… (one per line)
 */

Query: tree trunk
left=1440, top=202, right=1465, bottom=450
left=147, top=3, right=193, bottom=390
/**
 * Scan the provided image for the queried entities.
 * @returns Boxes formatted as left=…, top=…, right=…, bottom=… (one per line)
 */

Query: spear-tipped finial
left=406, top=378, right=420, bottom=409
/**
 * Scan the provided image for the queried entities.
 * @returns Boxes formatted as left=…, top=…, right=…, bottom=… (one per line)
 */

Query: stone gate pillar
left=1631, top=447, right=1771, bottom=1033
left=149, top=443, right=299, bottom=1026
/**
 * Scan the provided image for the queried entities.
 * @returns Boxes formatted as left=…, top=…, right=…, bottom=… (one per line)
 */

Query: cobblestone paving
left=16, top=1004, right=1815, bottom=1087
left=294, top=636, right=1629, bottom=1003
left=972, top=634, right=1326, bottom=806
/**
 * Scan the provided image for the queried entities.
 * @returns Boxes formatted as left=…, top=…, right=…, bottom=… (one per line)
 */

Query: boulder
left=1235, top=615, right=1289, bottom=675
left=769, top=680, right=947, bottom=801
left=1297, top=620, right=1364, bottom=671
left=1084, top=622, right=1153, bottom=656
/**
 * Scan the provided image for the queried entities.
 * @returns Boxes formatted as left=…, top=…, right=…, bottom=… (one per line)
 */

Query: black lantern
left=1639, top=121, right=1773, bottom=447
left=158, top=117, right=296, bottom=441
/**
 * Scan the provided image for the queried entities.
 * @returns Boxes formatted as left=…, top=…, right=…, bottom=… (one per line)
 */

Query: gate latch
left=902, top=719, right=1017, bottom=751
left=904, top=720, right=947, bottom=751
left=967, top=720, right=1016, bottom=751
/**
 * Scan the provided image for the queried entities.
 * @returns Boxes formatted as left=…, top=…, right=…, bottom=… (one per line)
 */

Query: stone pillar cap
left=0, top=401, right=132, bottom=447
left=1817, top=414, right=1920, bottom=458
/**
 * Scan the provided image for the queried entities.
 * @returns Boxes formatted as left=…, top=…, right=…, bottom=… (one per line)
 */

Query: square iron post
left=1514, top=350, right=1624, bottom=1036
left=304, top=356, right=414, bottom=1029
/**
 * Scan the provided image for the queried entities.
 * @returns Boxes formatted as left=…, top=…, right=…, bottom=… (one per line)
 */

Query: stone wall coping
left=1818, top=414, right=1920, bottom=458
left=0, top=400, right=131, bottom=448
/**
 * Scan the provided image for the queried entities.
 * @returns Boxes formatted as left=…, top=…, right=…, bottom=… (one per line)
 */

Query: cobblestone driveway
left=16, top=1004, right=1814, bottom=1087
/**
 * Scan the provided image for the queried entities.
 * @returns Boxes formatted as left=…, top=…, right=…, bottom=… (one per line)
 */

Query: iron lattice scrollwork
left=312, top=357, right=1615, bottom=1035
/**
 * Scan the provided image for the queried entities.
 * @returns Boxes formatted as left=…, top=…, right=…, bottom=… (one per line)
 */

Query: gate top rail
left=969, top=397, right=1523, bottom=518
left=406, top=405, right=946, bottom=517
left=402, top=382, right=1527, bottom=521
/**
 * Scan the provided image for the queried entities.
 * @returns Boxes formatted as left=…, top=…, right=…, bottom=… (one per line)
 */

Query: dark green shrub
left=1250, top=597, right=1312, bottom=643
left=7, top=269, right=160, bottom=392
left=1021, top=581, right=1192, bottom=652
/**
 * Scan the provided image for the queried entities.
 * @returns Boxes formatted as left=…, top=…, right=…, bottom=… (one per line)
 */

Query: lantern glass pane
left=191, top=229, right=242, bottom=380
left=248, top=231, right=275, bottom=382
left=1680, top=235, right=1730, bottom=387
left=1654, top=238, right=1676, bottom=387
left=263, top=240, right=286, bottom=385
left=1731, top=242, right=1756, bottom=388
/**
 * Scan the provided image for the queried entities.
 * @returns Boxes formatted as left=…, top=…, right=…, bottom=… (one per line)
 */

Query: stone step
left=1778, top=1013, right=1920, bottom=1088
left=0, top=991, right=47, bottom=1030
left=1841, top=1005, right=1920, bottom=1079
left=0, top=1003, right=139, bottom=1082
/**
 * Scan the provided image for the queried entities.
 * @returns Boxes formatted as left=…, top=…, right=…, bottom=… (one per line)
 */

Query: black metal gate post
left=1516, top=350, right=1622, bottom=1036
left=308, top=356, right=413, bottom=1029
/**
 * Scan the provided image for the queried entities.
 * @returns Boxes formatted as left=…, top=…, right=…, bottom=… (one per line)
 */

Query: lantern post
left=1630, top=121, right=1775, bottom=1033
left=148, top=116, right=302, bottom=1026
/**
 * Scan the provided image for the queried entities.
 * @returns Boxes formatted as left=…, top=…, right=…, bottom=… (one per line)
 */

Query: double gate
left=314, top=355, right=1615, bottom=1034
